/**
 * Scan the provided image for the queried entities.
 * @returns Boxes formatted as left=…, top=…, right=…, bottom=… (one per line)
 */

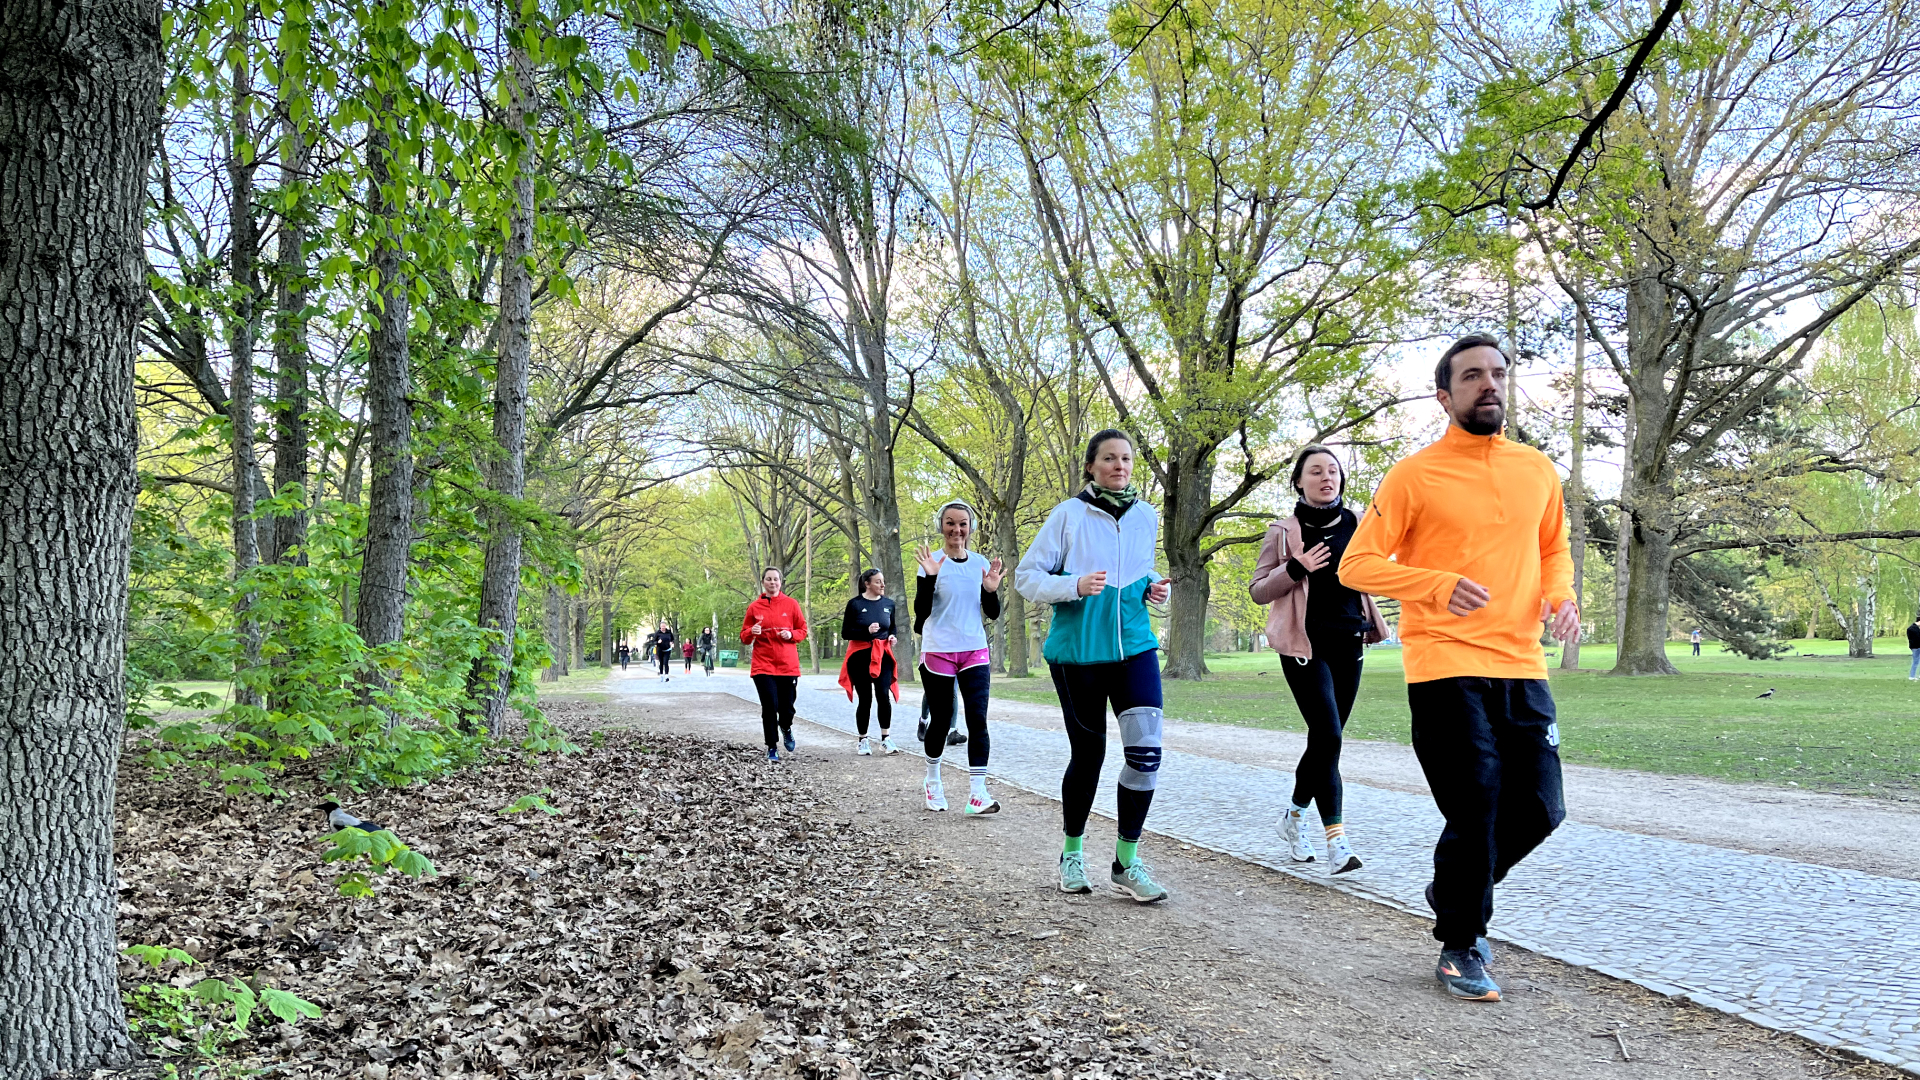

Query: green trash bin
left=720, top=650, right=740, bottom=668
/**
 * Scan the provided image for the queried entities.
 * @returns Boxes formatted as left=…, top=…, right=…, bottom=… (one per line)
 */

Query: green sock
left=1062, top=833, right=1084, bottom=855
left=1116, top=838, right=1139, bottom=868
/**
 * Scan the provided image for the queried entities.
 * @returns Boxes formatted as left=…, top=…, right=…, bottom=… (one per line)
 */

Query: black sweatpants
left=655, top=649, right=671, bottom=674
left=1408, top=676, right=1565, bottom=949
left=1052, top=649, right=1163, bottom=842
left=920, top=664, right=990, bottom=766
left=1280, top=639, right=1364, bottom=823
left=752, top=673, right=798, bottom=748
left=848, top=645, right=896, bottom=736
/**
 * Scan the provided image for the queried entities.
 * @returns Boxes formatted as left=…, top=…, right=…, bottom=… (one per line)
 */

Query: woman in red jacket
left=742, top=566, right=809, bottom=761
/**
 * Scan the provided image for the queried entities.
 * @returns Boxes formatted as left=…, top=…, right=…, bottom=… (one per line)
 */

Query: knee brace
left=1117, top=706, right=1164, bottom=791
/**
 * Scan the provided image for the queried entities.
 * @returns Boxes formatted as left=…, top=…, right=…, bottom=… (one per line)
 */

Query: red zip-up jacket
left=741, top=593, right=809, bottom=676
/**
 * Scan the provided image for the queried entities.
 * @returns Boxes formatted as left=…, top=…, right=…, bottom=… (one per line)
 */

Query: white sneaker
left=924, top=778, right=948, bottom=812
left=879, top=736, right=901, bottom=755
left=1327, top=835, right=1363, bottom=875
left=1279, top=810, right=1317, bottom=862
left=857, top=737, right=872, bottom=756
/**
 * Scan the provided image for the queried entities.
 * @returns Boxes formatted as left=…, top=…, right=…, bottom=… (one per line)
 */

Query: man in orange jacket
left=1339, top=333, right=1580, bottom=1004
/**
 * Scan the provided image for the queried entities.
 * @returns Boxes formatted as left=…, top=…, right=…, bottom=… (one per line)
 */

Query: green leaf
left=260, top=986, right=323, bottom=1025
left=123, top=944, right=196, bottom=969
left=500, top=792, right=559, bottom=815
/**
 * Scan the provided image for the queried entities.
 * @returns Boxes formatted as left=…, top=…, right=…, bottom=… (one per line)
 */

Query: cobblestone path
left=612, top=670, right=1920, bottom=1075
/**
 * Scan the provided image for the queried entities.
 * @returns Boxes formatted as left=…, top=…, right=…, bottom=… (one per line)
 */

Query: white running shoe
left=1327, top=835, right=1363, bottom=875
left=879, top=736, right=901, bottom=755
left=964, top=791, right=1000, bottom=815
left=924, top=778, right=949, bottom=812
left=857, top=737, right=872, bottom=756
left=1279, top=810, right=1317, bottom=862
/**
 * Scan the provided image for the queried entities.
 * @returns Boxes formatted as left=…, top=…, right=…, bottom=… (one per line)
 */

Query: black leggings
left=655, top=650, right=671, bottom=674
left=1281, top=641, right=1364, bottom=823
left=848, top=646, right=895, bottom=736
left=1052, top=650, right=1163, bottom=842
left=752, top=673, right=798, bottom=747
left=921, top=664, right=990, bottom=766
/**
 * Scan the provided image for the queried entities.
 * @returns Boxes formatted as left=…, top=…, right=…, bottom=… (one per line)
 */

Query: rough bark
left=226, top=34, right=263, bottom=707
left=471, top=29, right=534, bottom=732
left=353, top=103, right=413, bottom=649
left=266, top=103, right=310, bottom=567
left=572, top=598, right=586, bottom=671
left=542, top=582, right=566, bottom=681
left=0, top=0, right=160, bottom=1070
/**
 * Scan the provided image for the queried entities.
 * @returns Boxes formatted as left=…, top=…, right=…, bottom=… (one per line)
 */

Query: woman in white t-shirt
left=913, top=500, right=1004, bottom=814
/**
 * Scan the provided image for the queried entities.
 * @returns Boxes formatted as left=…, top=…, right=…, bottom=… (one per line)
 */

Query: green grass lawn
left=994, top=638, right=1920, bottom=798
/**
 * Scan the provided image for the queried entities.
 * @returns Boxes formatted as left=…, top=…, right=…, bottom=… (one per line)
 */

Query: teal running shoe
left=1058, top=851, right=1092, bottom=894
left=1111, top=859, right=1170, bottom=903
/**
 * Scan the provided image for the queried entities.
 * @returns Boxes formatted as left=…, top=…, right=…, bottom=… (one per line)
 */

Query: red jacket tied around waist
left=742, top=594, right=809, bottom=676
left=837, top=638, right=900, bottom=702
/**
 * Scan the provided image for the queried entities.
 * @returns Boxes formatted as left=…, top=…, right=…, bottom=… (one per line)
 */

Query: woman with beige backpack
left=1250, top=445, right=1391, bottom=874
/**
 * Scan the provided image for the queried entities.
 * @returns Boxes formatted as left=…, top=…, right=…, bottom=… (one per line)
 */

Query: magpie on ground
left=318, top=800, right=386, bottom=833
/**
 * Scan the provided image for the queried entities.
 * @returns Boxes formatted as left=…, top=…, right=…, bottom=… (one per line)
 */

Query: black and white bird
left=1756, top=688, right=1775, bottom=699
left=318, top=800, right=386, bottom=834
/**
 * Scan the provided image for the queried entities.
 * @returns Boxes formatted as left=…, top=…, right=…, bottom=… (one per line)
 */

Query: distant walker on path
left=1691, top=628, right=1702, bottom=657
left=1339, top=334, right=1580, bottom=1004
left=1907, top=616, right=1919, bottom=680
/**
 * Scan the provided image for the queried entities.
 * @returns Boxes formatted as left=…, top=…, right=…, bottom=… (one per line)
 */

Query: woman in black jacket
left=838, top=569, right=901, bottom=755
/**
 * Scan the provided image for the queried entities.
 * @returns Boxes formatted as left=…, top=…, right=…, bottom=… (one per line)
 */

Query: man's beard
left=1457, top=402, right=1504, bottom=436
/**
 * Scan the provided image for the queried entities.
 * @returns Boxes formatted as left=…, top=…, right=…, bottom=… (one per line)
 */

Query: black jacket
left=1908, top=622, right=1920, bottom=650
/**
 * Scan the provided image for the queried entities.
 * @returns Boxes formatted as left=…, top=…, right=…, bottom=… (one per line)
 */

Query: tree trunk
left=998, top=524, right=1029, bottom=677
left=354, top=103, right=413, bottom=650
left=572, top=597, right=586, bottom=669
left=864, top=391, right=914, bottom=682
left=0, top=0, right=160, bottom=1069
left=1614, top=413, right=1679, bottom=675
left=227, top=38, right=263, bottom=709
left=1160, top=445, right=1215, bottom=680
left=600, top=601, right=612, bottom=668
left=1561, top=308, right=1586, bottom=670
left=267, top=103, right=310, bottom=567
left=1850, top=565, right=1876, bottom=659
left=1613, top=400, right=1635, bottom=650
left=471, top=27, right=534, bottom=732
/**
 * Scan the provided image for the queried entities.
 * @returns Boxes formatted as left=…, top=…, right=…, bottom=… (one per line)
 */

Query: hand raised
left=1076, top=570, right=1108, bottom=597
left=983, top=557, right=1005, bottom=593
left=915, top=543, right=945, bottom=577
left=1447, top=577, right=1491, bottom=617
left=1296, top=542, right=1334, bottom=573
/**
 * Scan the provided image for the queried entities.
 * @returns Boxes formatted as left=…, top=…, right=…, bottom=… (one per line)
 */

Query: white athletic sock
left=1289, top=801, right=1309, bottom=816
left=969, top=767, right=988, bottom=799
left=925, top=756, right=943, bottom=782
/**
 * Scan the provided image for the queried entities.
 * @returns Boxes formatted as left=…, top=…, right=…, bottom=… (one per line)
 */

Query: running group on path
left=739, top=334, right=1581, bottom=1005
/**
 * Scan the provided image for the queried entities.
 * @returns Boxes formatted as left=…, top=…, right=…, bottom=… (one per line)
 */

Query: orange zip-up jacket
left=741, top=593, right=809, bottom=676
left=1338, top=425, right=1575, bottom=683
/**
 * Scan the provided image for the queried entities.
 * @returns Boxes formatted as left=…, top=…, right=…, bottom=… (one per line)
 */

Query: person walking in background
left=1250, top=445, right=1392, bottom=875
left=616, top=641, right=631, bottom=671
left=1907, top=616, right=1920, bottom=680
left=914, top=501, right=1004, bottom=814
left=838, top=568, right=902, bottom=756
left=1340, top=334, right=1579, bottom=1004
left=682, top=636, right=695, bottom=674
left=1016, top=429, right=1173, bottom=903
left=743, top=568, right=808, bottom=761
left=1691, top=627, right=1702, bottom=657
left=700, top=625, right=717, bottom=675
left=652, top=620, right=676, bottom=683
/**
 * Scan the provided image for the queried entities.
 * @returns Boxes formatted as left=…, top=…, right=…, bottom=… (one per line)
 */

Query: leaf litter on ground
left=114, top=726, right=1242, bottom=1079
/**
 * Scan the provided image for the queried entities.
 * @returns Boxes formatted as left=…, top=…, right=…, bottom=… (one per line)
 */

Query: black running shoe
left=947, top=728, right=966, bottom=746
left=1436, top=947, right=1500, bottom=1002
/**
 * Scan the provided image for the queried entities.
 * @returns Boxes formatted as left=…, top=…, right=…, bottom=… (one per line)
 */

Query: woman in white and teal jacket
left=1015, top=428, right=1172, bottom=903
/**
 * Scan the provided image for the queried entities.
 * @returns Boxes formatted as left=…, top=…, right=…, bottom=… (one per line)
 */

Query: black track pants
left=752, top=673, right=798, bottom=748
left=1408, top=676, right=1565, bottom=949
